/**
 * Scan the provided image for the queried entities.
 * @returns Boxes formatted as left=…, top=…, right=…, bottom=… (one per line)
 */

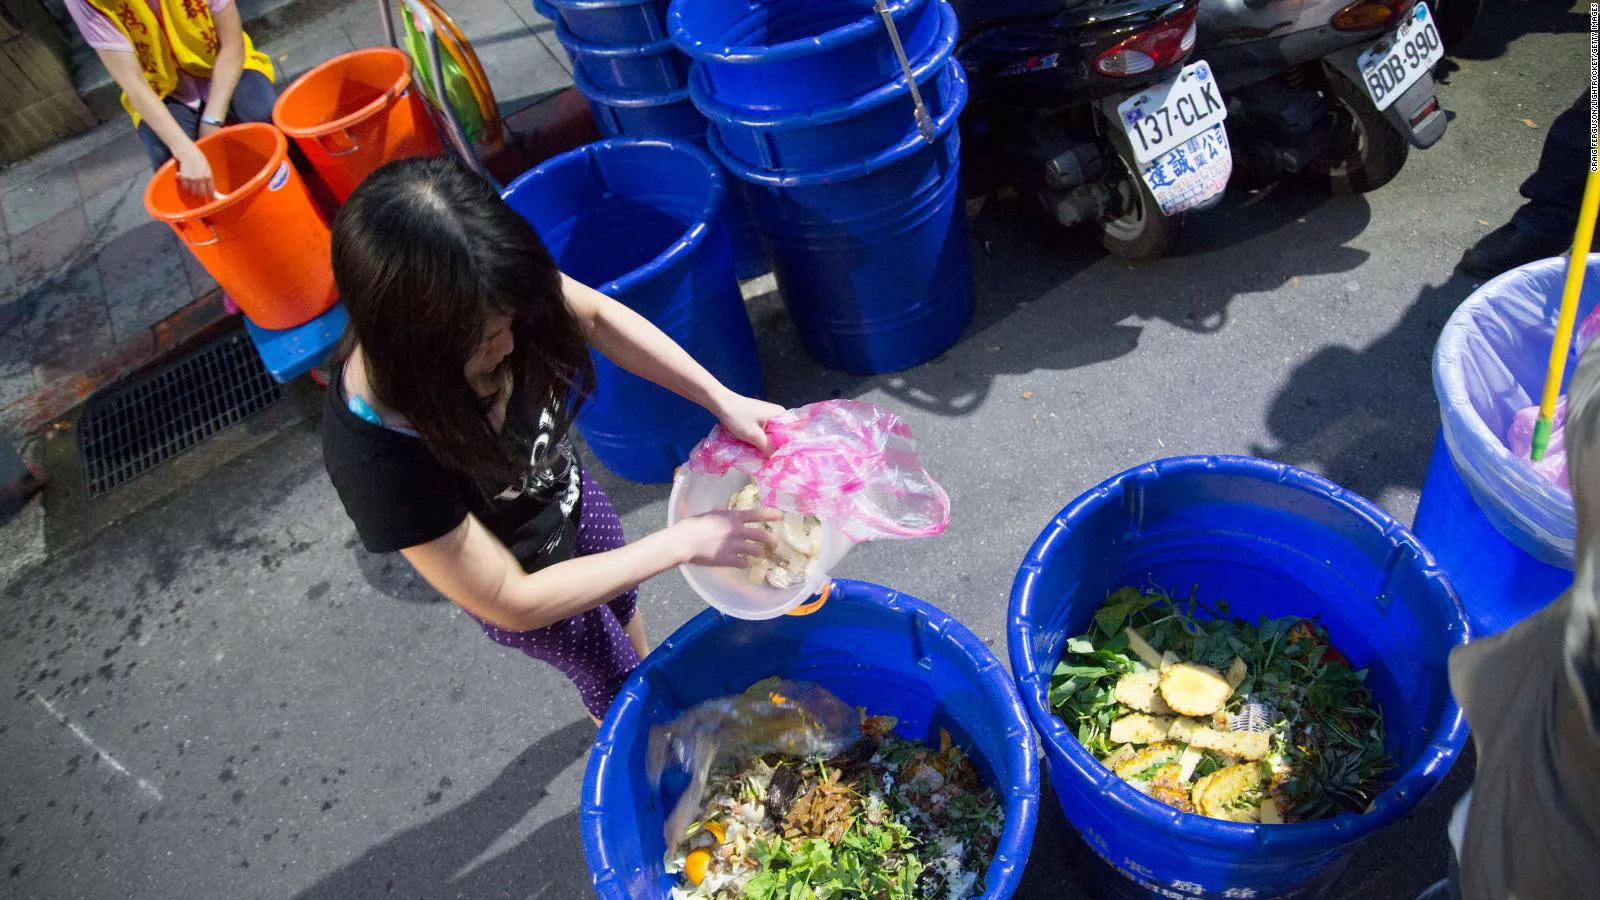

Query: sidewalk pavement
left=0, top=0, right=576, bottom=442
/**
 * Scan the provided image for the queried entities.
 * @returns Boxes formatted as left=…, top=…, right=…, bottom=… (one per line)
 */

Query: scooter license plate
left=1357, top=3, right=1445, bottom=111
left=1136, top=125, right=1234, bottom=217
left=1116, top=61, right=1229, bottom=166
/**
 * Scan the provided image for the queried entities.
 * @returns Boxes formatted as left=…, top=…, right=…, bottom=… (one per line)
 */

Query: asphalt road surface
left=1, top=4, right=1589, bottom=898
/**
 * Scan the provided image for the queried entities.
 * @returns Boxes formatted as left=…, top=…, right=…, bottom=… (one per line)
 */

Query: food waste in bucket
left=650, top=678, right=1009, bottom=897
left=668, top=400, right=950, bottom=619
left=581, top=579, right=1039, bottom=899
left=1048, top=584, right=1389, bottom=826
left=1009, top=456, right=1470, bottom=899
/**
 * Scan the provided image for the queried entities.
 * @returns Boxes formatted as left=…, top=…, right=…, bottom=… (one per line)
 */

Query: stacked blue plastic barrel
left=671, top=0, right=973, bottom=375
left=535, top=0, right=767, bottom=279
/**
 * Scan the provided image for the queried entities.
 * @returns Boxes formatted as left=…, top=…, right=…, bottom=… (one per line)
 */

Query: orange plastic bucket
left=144, top=123, right=337, bottom=331
left=272, top=47, right=444, bottom=203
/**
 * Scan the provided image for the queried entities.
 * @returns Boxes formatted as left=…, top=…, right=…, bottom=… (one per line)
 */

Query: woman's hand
left=671, top=508, right=781, bottom=568
left=715, top=393, right=786, bottom=455
left=174, top=143, right=215, bottom=198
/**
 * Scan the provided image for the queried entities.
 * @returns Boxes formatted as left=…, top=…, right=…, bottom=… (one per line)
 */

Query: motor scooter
left=1197, top=0, right=1449, bottom=193
left=955, top=0, right=1234, bottom=259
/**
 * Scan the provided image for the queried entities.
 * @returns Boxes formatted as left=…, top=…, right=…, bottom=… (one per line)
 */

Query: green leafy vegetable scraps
left=1049, top=584, right=1390, bottom=823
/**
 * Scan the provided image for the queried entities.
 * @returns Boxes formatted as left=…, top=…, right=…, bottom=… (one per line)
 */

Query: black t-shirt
left=321, top=372, right=583, bottom=573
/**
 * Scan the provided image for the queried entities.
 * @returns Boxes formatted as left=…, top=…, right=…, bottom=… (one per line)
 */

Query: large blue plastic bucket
left=709, top=64, right=972, bottom=374
left=582, top=579, right=1040, bottom=898
left=690, top=1, right=958, bottom=172
left=1414, top=430, right=1570, bottom=636
left=1009, top=456, right=1471, bottom=899
left=568, top=69, right=768, bottom=280
left=501, top=139, right=762, bottom=483
left=669, top=0, right=943, bottom=112
left=575, top=68, right=706, bottom=141
left=556, top=20, right=688, bottom=96
left=685, top=141, right=769, bottom=281
left=546, top=0, right=670, bottom=44
left=1433, top=255, right=1600, bottom=568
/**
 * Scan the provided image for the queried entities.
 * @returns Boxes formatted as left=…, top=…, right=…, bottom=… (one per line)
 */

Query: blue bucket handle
left=873, top=0, right=934, bottom=142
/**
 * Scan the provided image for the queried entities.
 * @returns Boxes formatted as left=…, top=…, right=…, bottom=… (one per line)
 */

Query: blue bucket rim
left=554, top=16, right=677, bottom=56
left=581, top=578, right=1042, bottom=898
left=1007, top=455, right=1472, bottom=854
left=706, top=60, right=965, bottom=186
left=546, top=0, right=657, bottom=10
left=500, top=137, right=725, bottom=299
left=689, top=0, right=956, bottom=130
left=572, top=62, right=693, bottom=107
left=669, top=0, right=926, bottom=63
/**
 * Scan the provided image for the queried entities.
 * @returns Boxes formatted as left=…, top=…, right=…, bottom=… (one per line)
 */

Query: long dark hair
left=330, top=156, right=594, bottom=485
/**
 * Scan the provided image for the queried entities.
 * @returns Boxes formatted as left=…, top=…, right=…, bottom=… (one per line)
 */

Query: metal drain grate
left=78, top=330, right=284, bottom=499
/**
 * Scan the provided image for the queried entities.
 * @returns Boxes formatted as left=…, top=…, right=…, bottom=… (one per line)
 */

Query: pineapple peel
left=1159, top=661, right=1234, bottom=717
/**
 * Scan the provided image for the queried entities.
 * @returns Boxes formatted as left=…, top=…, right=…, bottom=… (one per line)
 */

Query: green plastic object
left=401, top=6, right=485, bottom=145
left=1531, top=416, right=1554, bottom=462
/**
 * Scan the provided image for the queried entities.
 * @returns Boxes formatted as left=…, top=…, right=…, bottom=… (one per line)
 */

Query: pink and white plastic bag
left=685, top=399, right=950, bottom=543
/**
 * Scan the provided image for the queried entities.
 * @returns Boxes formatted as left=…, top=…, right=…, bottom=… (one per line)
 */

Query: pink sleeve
left=65, top=0, right=134, bottom=53
left=211, top=0, right=233, bottom=12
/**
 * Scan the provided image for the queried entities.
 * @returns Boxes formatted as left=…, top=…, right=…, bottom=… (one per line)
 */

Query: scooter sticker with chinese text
left=1138, top=124, right=1232, bottom=217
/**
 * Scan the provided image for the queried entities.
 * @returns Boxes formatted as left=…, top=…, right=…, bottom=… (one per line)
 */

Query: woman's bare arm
left=401, top=508, right=778, bottom=632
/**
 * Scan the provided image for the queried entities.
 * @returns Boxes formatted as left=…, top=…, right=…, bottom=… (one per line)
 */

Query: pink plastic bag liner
left=685, top=399, right=950, bottom=543
left=1502, top=305, right=1600, bottom=493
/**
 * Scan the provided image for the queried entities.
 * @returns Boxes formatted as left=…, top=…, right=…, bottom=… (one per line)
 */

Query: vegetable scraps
left=665, top=684, right=1004, bottom=900
left=1050, top=585, right=1389, bottom=823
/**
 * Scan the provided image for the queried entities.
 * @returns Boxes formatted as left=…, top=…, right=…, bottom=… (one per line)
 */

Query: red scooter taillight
left=1331, top=0, right=1418, bottom=32
left=1093, top=4, right=1199, bottom=78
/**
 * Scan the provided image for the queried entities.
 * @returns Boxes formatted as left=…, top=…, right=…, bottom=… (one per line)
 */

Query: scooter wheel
left=1101, top=150, right=1179, bottom=261
left=1303, top=65, right=1409, bottom=195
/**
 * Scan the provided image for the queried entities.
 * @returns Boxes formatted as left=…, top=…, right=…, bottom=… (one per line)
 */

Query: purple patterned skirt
left=476, top=470, right=641, bottom=718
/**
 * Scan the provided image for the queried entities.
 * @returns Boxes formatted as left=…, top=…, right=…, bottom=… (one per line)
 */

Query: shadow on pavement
left=743, top=179, right=1371, bottom=424
left=352, top=539, right=446, bottom=605
left=1451, top=0, right=1589, bottom=62
left=294, top=719, right=595, bottom=900
left=1252, top=272, right=1481, bottom=500
left=584, top=180, right=1370, bottom=514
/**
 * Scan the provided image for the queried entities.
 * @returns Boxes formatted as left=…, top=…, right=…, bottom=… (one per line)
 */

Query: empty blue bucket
left=691, top=1, right=958, bottom=172
left=567, top=69, right=768, bottom=280
left=556, top=21, right=688, bottom=96
left=1414, top=431, right=1570, bottom=636
left=670, top=0, right=944, bottom=112
left=1009, top=456, right=1470, bottom=899
left=545, top=0, right=670, bottom=44
left=709, top=64, right=972, bottom=374
left=501, top=139, right=762, bottom=483
left=582, top=579, right=1040, bottom=898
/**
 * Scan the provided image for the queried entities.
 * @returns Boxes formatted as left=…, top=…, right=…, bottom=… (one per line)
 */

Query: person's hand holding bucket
left=173, top=141, right=216, bottom=199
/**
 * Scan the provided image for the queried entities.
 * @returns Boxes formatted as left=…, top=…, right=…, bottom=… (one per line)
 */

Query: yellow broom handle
left=1531, top=167, right=1600, bottom=461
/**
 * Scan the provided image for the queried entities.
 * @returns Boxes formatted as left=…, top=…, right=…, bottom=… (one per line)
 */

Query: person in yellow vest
left=67, top=0, right=276, bottom=197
